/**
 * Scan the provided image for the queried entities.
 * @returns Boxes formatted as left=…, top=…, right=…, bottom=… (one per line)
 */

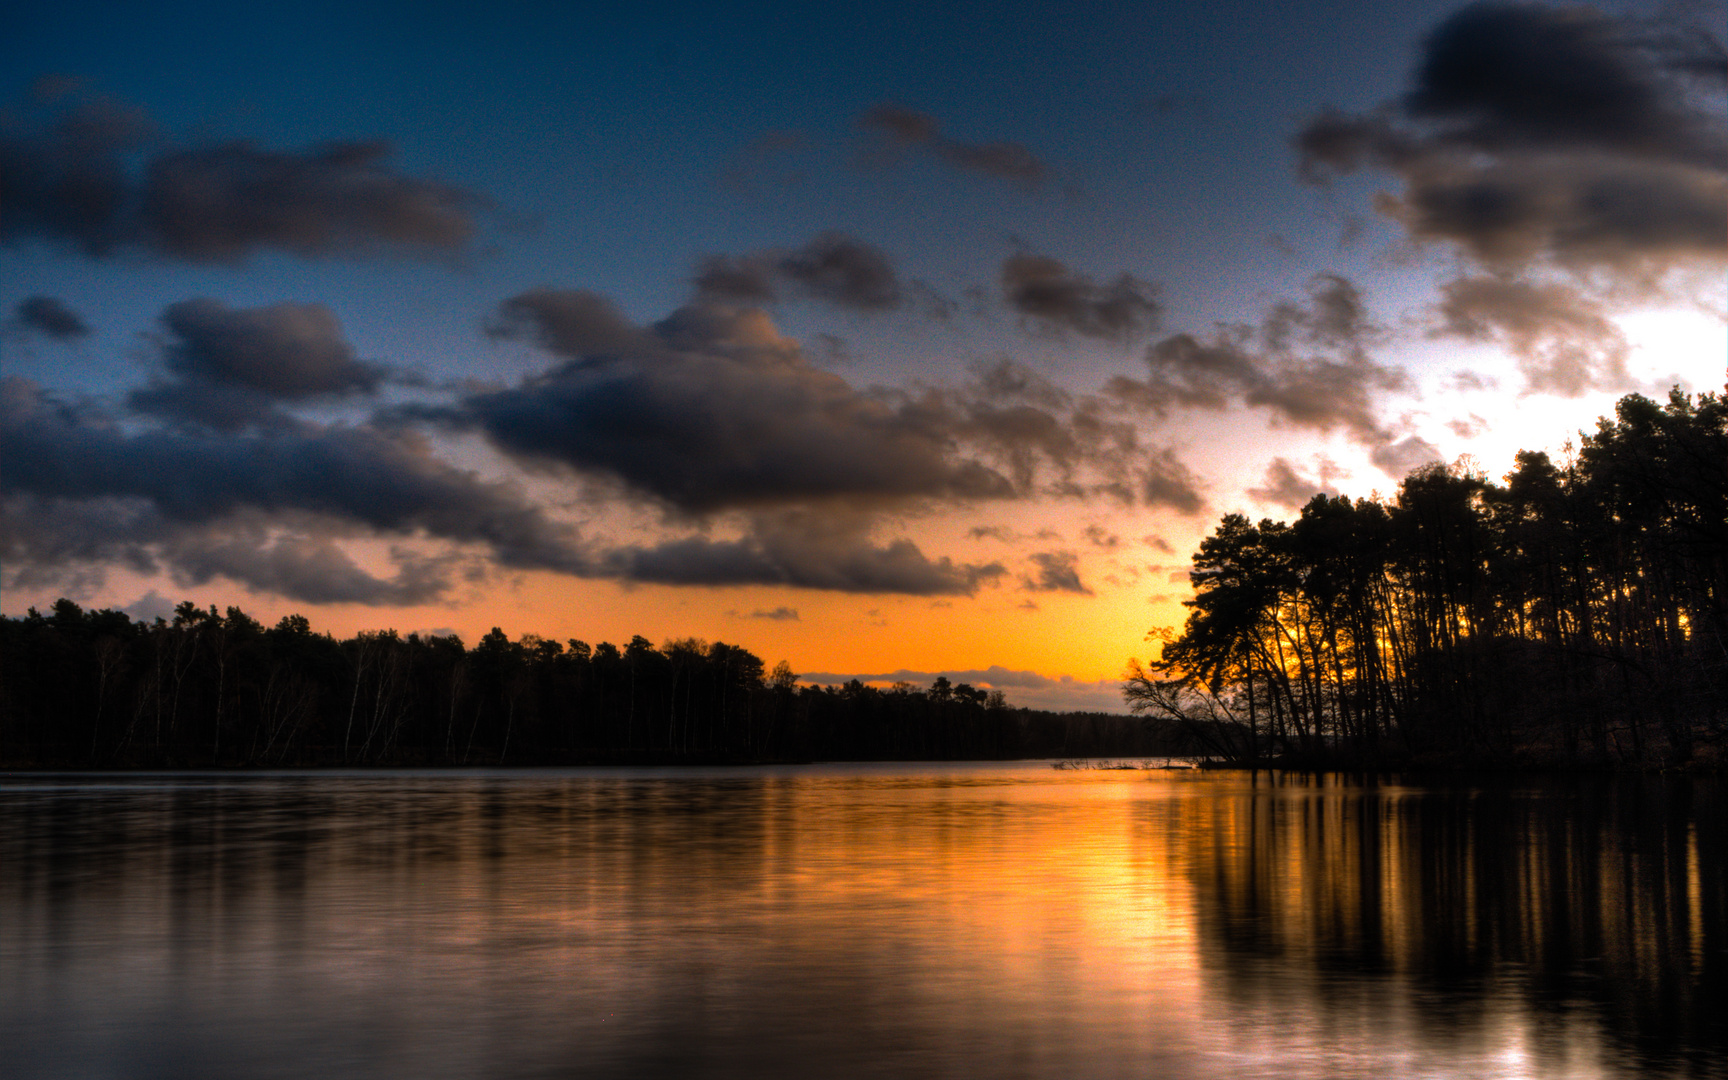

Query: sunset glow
left=4, top=0, right=1722, bottom=712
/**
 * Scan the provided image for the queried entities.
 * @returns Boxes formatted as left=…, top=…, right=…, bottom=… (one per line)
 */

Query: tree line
left=1, top=604, right=1178, bottom=768
left=1127, top=389, right=1727, bottom=769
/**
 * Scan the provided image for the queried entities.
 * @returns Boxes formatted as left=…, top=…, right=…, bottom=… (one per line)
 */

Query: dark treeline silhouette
left=1, top=604, right=1178, bottom=768
left=1127, top=390, right=1727, bottom=769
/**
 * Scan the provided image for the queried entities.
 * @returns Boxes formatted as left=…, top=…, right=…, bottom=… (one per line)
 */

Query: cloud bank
left=1, top=89, right=486, bottom=262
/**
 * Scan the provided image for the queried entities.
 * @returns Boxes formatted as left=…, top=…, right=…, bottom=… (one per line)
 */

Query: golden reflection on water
left=0, top=767, right=1721, bottom=1079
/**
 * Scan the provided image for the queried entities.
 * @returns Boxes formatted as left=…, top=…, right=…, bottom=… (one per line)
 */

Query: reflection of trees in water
left=1171, top=774, right=1726, bottom=1076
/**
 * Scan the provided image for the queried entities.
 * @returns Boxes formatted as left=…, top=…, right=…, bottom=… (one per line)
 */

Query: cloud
left=140, top=140, right=484, bottom=263
left=692, top=254, right=779, bottom=305
left=1295, top=2, right=1727, bottom=278
left=1246, top=457, right=1341, bottom=510
left=1370, top=435, right=1444, bottom=476
left=3, top=366, right=1024, bottom=599
left=1082, top=524, right=1120, bottom=548
left=1, top=376, right=587, bottom=590
left=999, top=253, right=1161, bottom=341
left=0, top=90, right=153, bottom=256
left=607, top=511, right=1004, bottom=595
left=777, top=232, right=904, bottom=310
left=858, top=104, right=1048, bottom=188
left=486, top=289, right=651, bottom=358
left=157, top=299, right=379, bottom=396
left=1137, top=448, right=1208, bottom=515
left=168, top=531, right=459, bottom=605
left=0, top=90, right=486, bottom=262
left=1434, top=275, right=1630, bottom=396
left=747, top=606, right=800, bottom=621
left=693, top=232, right=905, bottom=311
left=1110, top=274, right=1419, bottom=471
left=11, top=296, right=90, bottom=340
left=1447, top=412, right=1490, bottom=438
left=129, top=298, right=383, bottom=430
left=471, top=294, right=1183, bottom=513
left=1023, top=550, right=1091, bottom=594
left=0, top=493, right=463, bottom=605
left=969, top=357, right=1072, bottom=410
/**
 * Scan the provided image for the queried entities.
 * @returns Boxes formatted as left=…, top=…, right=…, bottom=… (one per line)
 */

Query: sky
left=3, top=0, right=1723, bottom=712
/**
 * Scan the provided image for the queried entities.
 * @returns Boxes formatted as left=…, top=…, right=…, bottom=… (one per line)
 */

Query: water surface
left=2, top=765, right=1721, bottom=1078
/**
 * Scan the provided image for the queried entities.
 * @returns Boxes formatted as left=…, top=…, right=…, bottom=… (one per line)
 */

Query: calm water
left=2, top=765, right=1722, bottom=1079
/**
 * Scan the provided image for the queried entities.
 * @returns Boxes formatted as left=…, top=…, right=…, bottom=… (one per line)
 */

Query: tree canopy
left=1127, top=389, right=1727, bottom=768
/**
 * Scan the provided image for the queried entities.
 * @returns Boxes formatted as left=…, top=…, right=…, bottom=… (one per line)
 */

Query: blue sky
left=4, top=0, right=1722, bottom=711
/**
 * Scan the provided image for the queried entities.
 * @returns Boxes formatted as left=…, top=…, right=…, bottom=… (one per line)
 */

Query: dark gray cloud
left=1023, top=550, right=1090, bottom=594
left=1137, top=448, right=1208, bottom=515
left=858, top=104, right=1048, bottom=188
left=1434, top=276, right=1630, bottom=396
left=3, top=367, right=1025, bottom=600
left=128, top=379, right=295, bottom=434
left=1110, top=275, right=1412, bottom=465
left=1447, top=412, right=1490, bottom=438
left=432, top=294, right=1196, bottom=595
left=0, top=91, right=153, bottom=256
left=129, top=298, right=383, bottom=430
left=140, top=140, right=484, bottom=263
left=166, top=531, right=458, bottom=605
left=747, top=606, right=800, bottom=621
left=693, top=232, right=904, bottom=311
left=999, top=253, right=1161, bottom=341
left=473, top=295, right=1023, bottom=512
left=1, top=90, right=486, bottom=262
left=1081, top=524, right=1120, bottom=549
left=1295, top=2, right=1727, bottom=276
left=969, top=357, right=1072, bottom=410
left=487, top=289, right=652, bottom=359
left=1242, top=354, right=1407, bottom=439
left=1246, top=457, right=1341, bottom=511
left=777, top=232, right=903, bottom=310
left=607, top=512, right=1004, bottom=596
left=11, top=296, right=90, bottom=340
left=692, top=255, right=779, bottom=305
left=158, top=299, right=379, bottom=397
left=1404, top=1, right=1723, bottom=164
left=1370, top=436, right=1444, bottom=476
left=1, top=376, right=587, bottom=580
left=0, top=493, right=460, bottom=606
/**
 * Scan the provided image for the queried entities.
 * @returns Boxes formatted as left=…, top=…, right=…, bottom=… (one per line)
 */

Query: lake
left=2, top=765, right=1721, bottom=1079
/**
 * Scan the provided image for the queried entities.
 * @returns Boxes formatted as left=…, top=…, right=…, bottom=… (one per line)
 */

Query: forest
left=1127, top=389, right=1726, bottom=769
left=0, top=603, right=1173, bottom=769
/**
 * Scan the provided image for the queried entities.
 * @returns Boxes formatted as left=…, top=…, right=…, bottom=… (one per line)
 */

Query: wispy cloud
left=857, top=104, right=1049, bottom=189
